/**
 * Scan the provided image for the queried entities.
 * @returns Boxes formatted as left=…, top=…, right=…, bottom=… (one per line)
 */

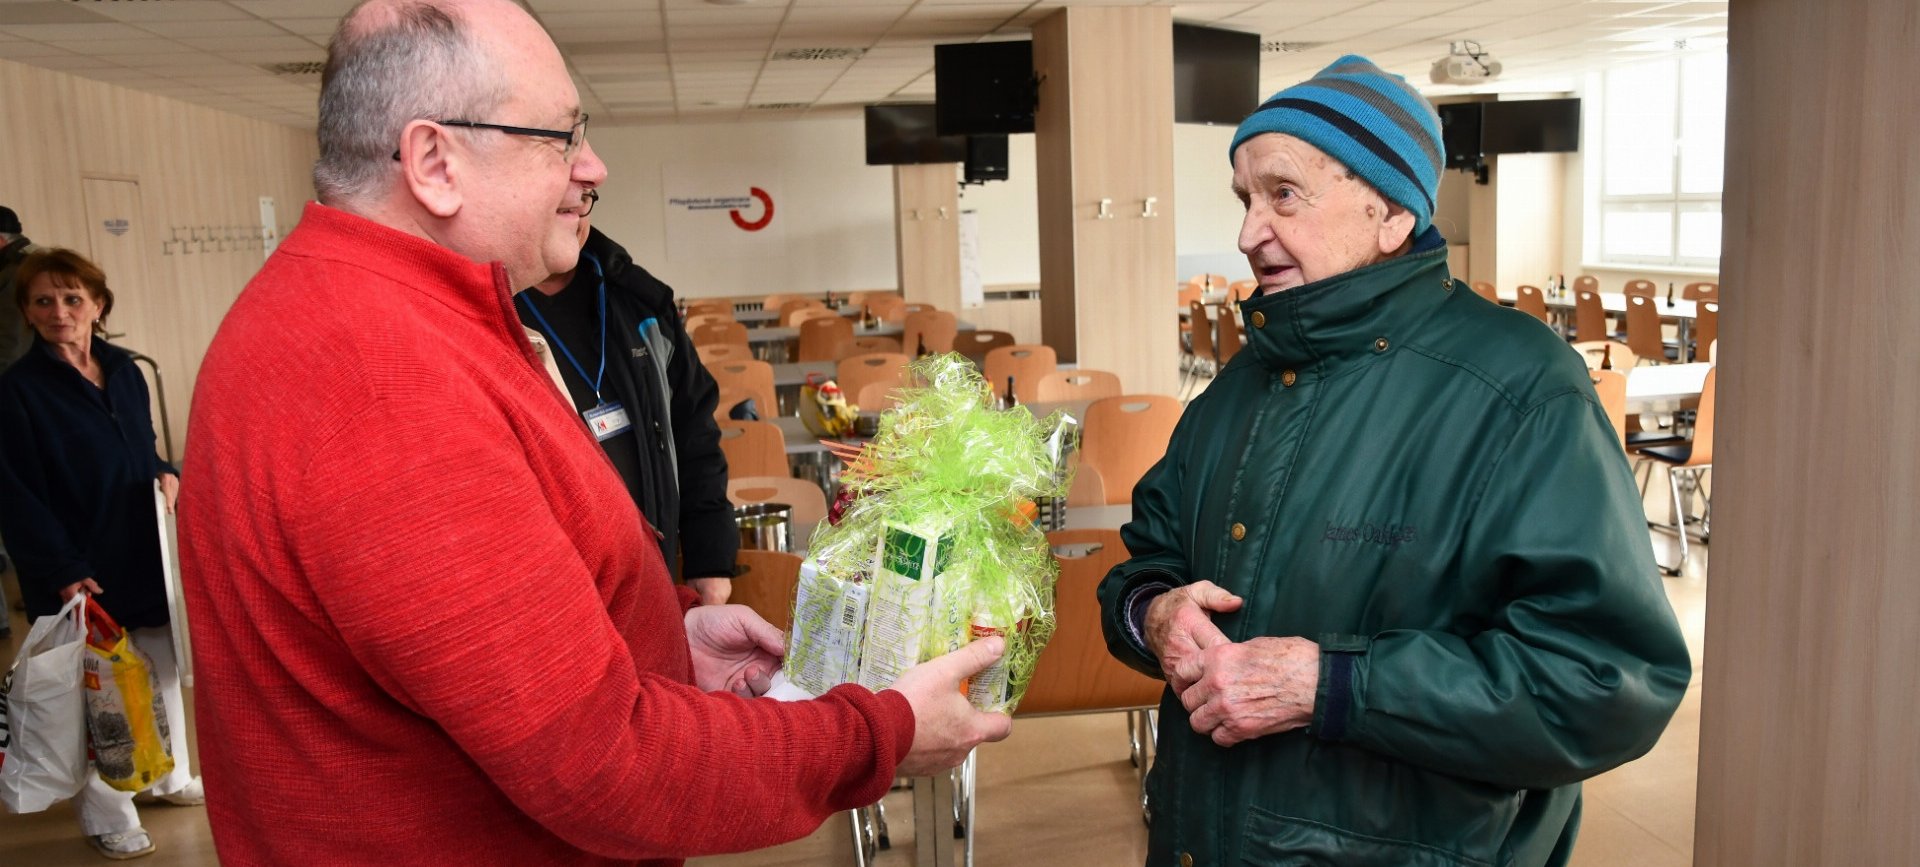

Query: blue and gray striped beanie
left=1230, top=55, right=1444, bottom=234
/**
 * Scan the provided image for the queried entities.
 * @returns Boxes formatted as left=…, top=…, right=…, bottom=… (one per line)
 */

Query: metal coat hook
left=187, top=227, right=204, bottom=254
left=1097, top=198, right=1114, bottom=220
left=937, top=206, right=949, bottom=220
left=1141, top=196, right=1159, bottom=218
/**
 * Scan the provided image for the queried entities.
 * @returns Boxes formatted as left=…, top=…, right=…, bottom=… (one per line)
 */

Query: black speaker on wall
left=964, top=135, right=1009, bottom=182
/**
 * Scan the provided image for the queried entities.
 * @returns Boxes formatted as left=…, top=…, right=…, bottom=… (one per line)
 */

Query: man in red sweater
left=176, top=1, right=1010, bottom=864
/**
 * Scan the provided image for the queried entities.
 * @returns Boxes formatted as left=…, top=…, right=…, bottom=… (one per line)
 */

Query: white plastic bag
left=0, top=593, right=91, bottom=813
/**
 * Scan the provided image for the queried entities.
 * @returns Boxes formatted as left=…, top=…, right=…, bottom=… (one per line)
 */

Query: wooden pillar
left=1694, top=1, right=1920, bottom=863
left=1032, top=7, right=1178, bottom=396
left=893, top=162, right=961, bottom=311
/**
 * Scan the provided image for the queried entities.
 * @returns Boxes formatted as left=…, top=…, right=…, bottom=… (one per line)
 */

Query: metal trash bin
left=735, top=503, right=793, bottom=552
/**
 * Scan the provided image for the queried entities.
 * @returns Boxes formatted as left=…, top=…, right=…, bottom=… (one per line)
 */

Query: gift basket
left=777, top=354, right=1077, bottom=712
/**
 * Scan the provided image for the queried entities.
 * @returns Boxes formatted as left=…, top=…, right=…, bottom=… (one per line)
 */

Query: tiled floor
left=0, top=478, right=1708, bottom=866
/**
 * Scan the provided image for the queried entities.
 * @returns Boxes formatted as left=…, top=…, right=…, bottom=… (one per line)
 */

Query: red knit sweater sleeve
left=287, top=394, right=913, bottom=860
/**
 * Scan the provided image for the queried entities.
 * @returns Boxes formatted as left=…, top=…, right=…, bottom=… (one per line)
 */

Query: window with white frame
left=1594, top=51, right=1726, bottom=268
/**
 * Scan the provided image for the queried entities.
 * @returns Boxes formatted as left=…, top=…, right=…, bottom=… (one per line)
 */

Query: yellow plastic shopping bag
left=81, top=599, right=174, bottom=792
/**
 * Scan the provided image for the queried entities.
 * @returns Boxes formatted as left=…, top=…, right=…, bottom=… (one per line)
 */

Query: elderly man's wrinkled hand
left=1144, top=580, right=1241, bottom=694
left=1173, top=636, right=1319, bottom=748
left=684, top=605, right=786, bottom=697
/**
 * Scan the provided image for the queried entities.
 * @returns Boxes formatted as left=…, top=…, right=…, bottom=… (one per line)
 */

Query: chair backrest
left=690, top=320, right=750, bottom=348
left=1573, top=275, right=1599, bottom=295
left=707, top=359, right=778, bottom=419
left=1573, top=289, right=1609, bottom=343
left=1016, top=529, right=1164, bottom=716
left=1623, top=278, right=1657, bottom=298
left=901, top=309, right=958, bottom=355
left=903, top=302, right=938, bottom=315
left=855, top=380, right=900, bottom=413
left=685, top=313, right=733, bottom=333
left=1064, top=459, right=1106, bottom=507
left=1623, top=295, right=1668, bottom=362
left=982, top=344, right=1059, bottom=405
left=1081, top=394, right=1180, bottom=505
left=1226, top=279, right=1258, bottom=302
left=795, top=315, right=855, bottom=362
left=1215, top=307, right=1243, bottom=365
left=1589, top=369, right=1627, bottom=448
left=952, top=329, right=1015, bottom=358
left=1692, top=302, right=1719, bottom=363
left=686, top=300, right=734, bottom=319
left=761, top=293, right=801, bottom=311
left=1683, top=281, right=1719, bottom=302
left=1035, top=369, right=1121, bottom=403
left=867, top=294, right=909, bottom=323
left=730, top=549, right=802, bottom=634
left=836, top=352, right=912, bottom=406
left=696, top=342, right=754, bottom=364
left=1471, top=281, right=1499, bottom=304
left=1177, top=278, right=1203, bottom=307
left=1569, top=340, right=1638, bottom=372
left=1515, top=285, right=1549, bottom=323
left=1206, top=274, right=1227, bottom=290
left=851, top=335, right=903, bottom=355
left=784, top=306, right=840, bottom=328
left=1186, top=301, right=1217, bottom=362
left=717, top=419, right=789, bottom=478
left=727, top=475, right=829, bottom=527
left=1686, top=367, right=1717, bottom=467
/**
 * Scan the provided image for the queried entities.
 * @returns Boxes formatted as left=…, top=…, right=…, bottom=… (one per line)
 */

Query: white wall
left=1172, top=122, right=1248, bottom=280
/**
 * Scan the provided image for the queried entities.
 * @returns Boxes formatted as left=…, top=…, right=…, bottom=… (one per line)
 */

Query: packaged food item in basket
left=777, top=354, right=1073, bottom=712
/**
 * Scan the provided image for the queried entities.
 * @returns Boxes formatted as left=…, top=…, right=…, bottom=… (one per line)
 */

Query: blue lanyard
left=519, top=252, right=607, bottom=402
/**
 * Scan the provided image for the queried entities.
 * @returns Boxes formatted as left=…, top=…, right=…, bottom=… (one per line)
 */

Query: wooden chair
left=690, top=320, right=750, bottom=348
left=866, top=294, right=909, bottom=323
left=1624, top=295, right=1677, bottom=362
left=717, top=419, right=788, bottom=478
left=1081, top=395, right=1180, bottom=505
left=1177, top=278, right=1203, bottom=307
left=1633, top=367, right=1715, bottom=575
left=686, top=300, right=734, bottom=319
left=953, top=329, right=1015, bottom=358
left=855, top=380, right=901, bottom=413
left=836, top=352, right=911, bottom=406
left=1017, top=529, right=1163, bottom=716
left=1205, top=274, right=1227, bottom=291
left=1471, top=281, right=1499, bottom=304
left=1573, top=275, right=1599, bottom=295
left=731, top=549, right=802, bottom=633
left=707, top=359, right=778, bottom=420
left=901, top=309, right=958, bottom=355
left=1590, top=369, right=1627, bottom=448
left=696, top=342, right=754, bottom=364
left=1623, top=278, right=1657, bottom=298
left=1691, top=301, right=1718, bottom=363
left=1226, top=279, right=1258, bottom=302
left=777, top=299, right=825, bottom=325
left=795, top=315, right=855, bottom=362
left=685, top=312, right=734, bottom=333
left=1064, top=458, right=1106, bottom=508
left=1573, top=289, right=1610, bottom=343
left=1181, top=301, right=1218, bottom=398
left=1515, top=285, right=1550, bottom=325
left=1683, top=281, right=1719, bottom=302
left=851, top=335, right=902, bottom=354
left=762, top=293, right=805, bottom=312
left=1035, top=369, right=1121, bottom=403
left=982, top=344, right=1058, bottom=405
left=1215, top=306, right=1243, bottom=366
left=903, top=302, right=938, bottom=315
left=727, top=475, right=829, bottom=547
left=1570, top=340, right=1638, bottom=372
left=783, top=306, right=840, bottom=328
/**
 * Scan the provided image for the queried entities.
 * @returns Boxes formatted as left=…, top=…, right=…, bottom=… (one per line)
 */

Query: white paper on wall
left=959, top=209, right=984, bottom=309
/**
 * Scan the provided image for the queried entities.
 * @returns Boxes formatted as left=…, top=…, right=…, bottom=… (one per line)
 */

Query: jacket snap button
left=1250, top=311, right=1266, bottom=329
left=1375, top=337, right=1389, bottom=352
left=1281, top=369, right=1297, bottom=387
left=1230, top=523, right=1246, bottom=541
left=1180, top=853, right=1195, bottom=867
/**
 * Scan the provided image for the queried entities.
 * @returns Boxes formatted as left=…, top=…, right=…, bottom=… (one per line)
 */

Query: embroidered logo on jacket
left=1321, top=521, right=1419, bottom=549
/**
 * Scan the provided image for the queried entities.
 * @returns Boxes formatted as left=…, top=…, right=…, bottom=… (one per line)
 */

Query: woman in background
left=0, top=248, right=200, bottom=860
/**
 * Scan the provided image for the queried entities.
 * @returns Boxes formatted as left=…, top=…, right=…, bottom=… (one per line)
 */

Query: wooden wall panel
left=1694, top=1, right=1920, bottom=863
left=0, top=58, right=317, bottom=460
left=892, top=162, right=961, bottom=311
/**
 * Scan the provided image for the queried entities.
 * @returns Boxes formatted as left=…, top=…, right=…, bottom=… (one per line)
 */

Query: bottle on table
left=1004, top=375, right=1018, bottom=409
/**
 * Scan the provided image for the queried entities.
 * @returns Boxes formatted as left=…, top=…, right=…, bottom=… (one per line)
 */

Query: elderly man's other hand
left=1172, top=636, right=1319, bottom=747
left=688, top=577, right=731, bottom=606
left=888, top=637, right=1015, bottom=777
left=1145, top=580, right=1242, bottom=693
left=684, top=604, right=786, bottom=697
left=159, top=472, right=180, bottom=515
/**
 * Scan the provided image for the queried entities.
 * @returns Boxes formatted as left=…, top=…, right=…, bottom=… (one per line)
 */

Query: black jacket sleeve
left=659, top=292, right=738, bottom=580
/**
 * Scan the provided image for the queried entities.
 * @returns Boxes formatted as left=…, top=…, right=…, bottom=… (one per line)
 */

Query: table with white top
left=1624, top=362, right=1712, bottom=412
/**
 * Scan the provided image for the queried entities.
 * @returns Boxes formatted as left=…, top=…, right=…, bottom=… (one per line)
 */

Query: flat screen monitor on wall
left=1172, top=23, right=1260, bottom=125
left=1479, top=98, right=1581, bottom=156
left=934, top=41, right=1036, bottom=135
left=865, top=103, right=967, bottom=166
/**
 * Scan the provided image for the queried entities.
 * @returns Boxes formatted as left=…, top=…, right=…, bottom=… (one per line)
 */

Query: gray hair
left=312, top=1, right=511, bottom=205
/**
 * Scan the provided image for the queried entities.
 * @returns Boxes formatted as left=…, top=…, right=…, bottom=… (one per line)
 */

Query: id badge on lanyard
left=584, top=402, right=632, bottom=441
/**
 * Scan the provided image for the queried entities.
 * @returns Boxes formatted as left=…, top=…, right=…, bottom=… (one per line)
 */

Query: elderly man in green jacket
left=1098, top=55, right=1691, bottom=867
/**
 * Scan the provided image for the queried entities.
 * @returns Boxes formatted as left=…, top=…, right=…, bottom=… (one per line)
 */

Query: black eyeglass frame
left=390, top=114, right=590, bottom=161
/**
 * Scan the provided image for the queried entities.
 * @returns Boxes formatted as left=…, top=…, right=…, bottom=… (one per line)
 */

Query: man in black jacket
left=520, top=208, right=737, bottom=604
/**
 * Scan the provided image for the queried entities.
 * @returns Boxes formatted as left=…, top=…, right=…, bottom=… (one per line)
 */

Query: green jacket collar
left=1240, top=227, right=1455, bottom=380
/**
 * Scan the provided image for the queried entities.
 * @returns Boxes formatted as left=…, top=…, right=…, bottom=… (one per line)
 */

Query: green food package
left=781, top=354, right=1072, bottom=712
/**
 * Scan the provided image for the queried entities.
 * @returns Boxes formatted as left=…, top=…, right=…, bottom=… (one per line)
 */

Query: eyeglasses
left=580, top=188, right=599, bottom=217
left=390, top=113, right=590, bottom=162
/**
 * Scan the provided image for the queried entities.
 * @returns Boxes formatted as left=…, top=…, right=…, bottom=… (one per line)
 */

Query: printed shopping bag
left=81, top=598, right=174, bottom=792
left=0, top=593, right=91, bottom=813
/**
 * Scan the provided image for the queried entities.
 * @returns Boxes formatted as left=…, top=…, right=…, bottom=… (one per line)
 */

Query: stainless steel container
left=734, top=503, right=793, bottom=552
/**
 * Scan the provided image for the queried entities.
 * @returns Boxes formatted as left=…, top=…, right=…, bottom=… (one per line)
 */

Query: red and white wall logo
left=729, top=187, right=774, bottom=232
left=663, top=167, right=787, bottom=262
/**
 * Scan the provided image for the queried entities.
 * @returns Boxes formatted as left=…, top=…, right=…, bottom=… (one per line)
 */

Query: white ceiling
left=0, top=0, right=1726, bottom=129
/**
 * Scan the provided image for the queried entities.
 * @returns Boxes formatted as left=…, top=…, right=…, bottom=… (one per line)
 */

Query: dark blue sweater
left=0, top=336, right=175, bottom=627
